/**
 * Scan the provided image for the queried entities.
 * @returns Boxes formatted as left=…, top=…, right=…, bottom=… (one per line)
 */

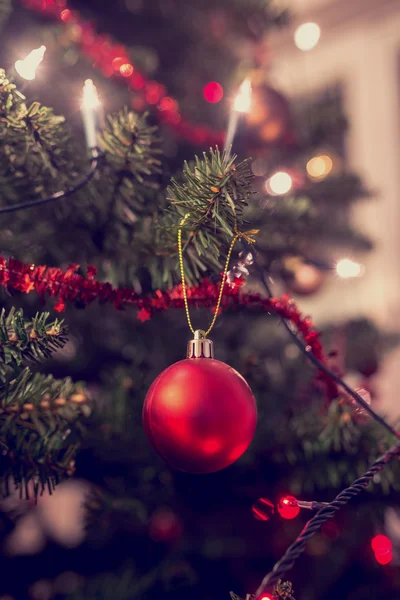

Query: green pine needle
left=0, top=308, right=67, bottom=383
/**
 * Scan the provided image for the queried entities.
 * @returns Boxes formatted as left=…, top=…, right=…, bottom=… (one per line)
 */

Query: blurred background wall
left=268, top=0, right=400, bottom=417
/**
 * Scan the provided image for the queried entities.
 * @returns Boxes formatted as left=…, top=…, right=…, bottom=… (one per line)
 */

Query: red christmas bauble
left=143, top=335, right=257, bottom=473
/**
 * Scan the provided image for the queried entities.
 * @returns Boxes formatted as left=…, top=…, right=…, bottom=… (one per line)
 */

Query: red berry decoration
left=143, top=331, right=257, bottom=473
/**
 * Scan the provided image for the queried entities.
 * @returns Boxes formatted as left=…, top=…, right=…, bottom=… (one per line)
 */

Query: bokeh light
left=203, top=82, right=224, bottom=103
left=120, top=63, right=134, bottom=77
left=294, top=22, right=321, bottom=51
left=375, top=550, right=393, bottom=565
left=266, top=171, right=293, bottom=195
left=251, top=158, right=268, bottom=177
left=336, top=258, right=363, bottom=278
left=252, top=497, right=275, bottom=521
left=371, top=534, right=392, bottom=552
left=306, top=155, right=333, bottom=180
left=112, top=56, right=126, bottom=71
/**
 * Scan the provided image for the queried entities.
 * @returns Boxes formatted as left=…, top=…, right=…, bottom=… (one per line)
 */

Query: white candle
left=223, top=78, right=252, bottom=155
left=81, top=79, right=101, bottom=149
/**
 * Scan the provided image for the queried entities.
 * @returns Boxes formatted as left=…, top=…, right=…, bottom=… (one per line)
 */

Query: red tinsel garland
left=0, top=256, right=338, bottom=398
left=19, top=0, right=225, bottom=147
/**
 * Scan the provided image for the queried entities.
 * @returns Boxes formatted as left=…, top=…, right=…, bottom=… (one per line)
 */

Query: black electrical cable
left=0, top=148, right=102, bottom=214
left=256, top=442, right=400, bottom=593
left=249, top=251, right=400, bottom=595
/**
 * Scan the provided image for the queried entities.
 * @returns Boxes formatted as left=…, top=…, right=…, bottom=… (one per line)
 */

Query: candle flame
left=234, top=78, right=252, bottom=113
left=82, top=79, right=101, bottom=110
left=15, top=45, right=46, bottom=81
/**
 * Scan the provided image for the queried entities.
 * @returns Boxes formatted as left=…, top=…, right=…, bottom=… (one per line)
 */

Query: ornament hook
left=187, top=330, right=214, bottom=359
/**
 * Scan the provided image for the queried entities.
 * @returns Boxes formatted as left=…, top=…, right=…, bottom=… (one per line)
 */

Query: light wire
left=0, top=148, right=102, bottom=214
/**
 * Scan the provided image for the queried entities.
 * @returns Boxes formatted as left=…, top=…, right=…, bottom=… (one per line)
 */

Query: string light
left=81, top=79, right=101, bottom=149
left=277, top=496, right=300, bottom=520
left=294, top=22, right=321, bottom=51
left=22, top=0, right=226, bottom=146
left=203, top=82, right=224, bottom=103
left=223, top=78, right=252, bottom=154
left=15, top=45, right=46, bottom=80
left=234, top=78, right=252, bottom=113
left=266, top=171, right=293, bottom=195
left=306, top=155, right=333, bottom=180
left=336, top=258, right=363, bottom=279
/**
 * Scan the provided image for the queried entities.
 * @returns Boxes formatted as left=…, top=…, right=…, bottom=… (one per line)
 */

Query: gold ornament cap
left=187, top=330, right=214, bottom=359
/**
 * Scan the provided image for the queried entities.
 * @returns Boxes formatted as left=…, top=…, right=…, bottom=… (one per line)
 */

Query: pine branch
left=162, top=148, right=254, bottom=285
left=98, top=108, right=162, bottom=217
left=280, top=398, right=400, bottom=493
left=0, top=69, right=25, bottom=114
left=0, top=369, right=90, bottom=498
left=0, top=308, right=67, bottom=383
left=0, top=72, right=80, bottom=211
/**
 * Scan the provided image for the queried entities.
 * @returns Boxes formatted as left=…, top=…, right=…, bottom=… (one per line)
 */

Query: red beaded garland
left=143, top=357, right=257, bottom=473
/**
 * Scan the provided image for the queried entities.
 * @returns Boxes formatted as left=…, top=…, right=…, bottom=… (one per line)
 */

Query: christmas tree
left=0, top=1, right=399, bottom=599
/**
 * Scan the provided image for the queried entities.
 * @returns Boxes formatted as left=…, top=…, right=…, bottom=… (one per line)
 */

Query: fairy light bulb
left=278, top=495, right=300, bottom=520
left=15, top=45, right=46, bottom=81
left=266, top=171, right=293, bottom=195
left=234, top=78, right=252, bottom=113
left=336, top=258, right=363, bottom=279
left=82, top=79, right=100, bottom=111
left=294, top=23, right=321, bottom=51
left=81, top=79, right=101, bottom=149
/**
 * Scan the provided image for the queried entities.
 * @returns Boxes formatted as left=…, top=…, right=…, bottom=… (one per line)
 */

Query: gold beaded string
left=178, top=212, right=258, bottom=337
